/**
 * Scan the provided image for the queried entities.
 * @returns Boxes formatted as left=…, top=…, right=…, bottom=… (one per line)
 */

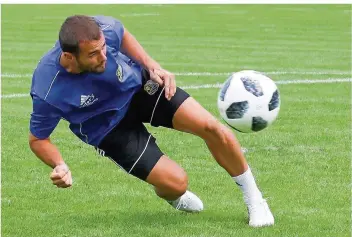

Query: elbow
left=29, top=135, right=37, bottom=151
left=29, top=133, right=49, bottom=149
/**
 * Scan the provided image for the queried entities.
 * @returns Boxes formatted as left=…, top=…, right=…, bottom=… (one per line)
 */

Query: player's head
left=59, top=15, right=107, bottom=73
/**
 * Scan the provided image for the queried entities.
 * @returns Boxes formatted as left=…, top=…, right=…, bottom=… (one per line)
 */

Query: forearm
left=29, top=135, right=64, bottom=168
left=120, top=28, right=161, bottom=70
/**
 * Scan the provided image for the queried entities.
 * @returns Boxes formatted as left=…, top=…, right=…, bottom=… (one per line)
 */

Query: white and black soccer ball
left=217, top=70, right=280, bottom=133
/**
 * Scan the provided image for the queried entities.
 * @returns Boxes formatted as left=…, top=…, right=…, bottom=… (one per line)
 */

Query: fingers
left=163, top=75, right=171, bottom=100
left=170, top=73, right=176, bottom=98
left=157, top=70, right=176, bottom=100
left=50, top=164, right=72, bottom=188
left=164, top=72, right=176, bottom=100
left=150, top=68, right=177, bottom=100
left=149, top=69, right=164, bottom=86
left=50, top=170, right=67, bottom=180
left=52, top=172, right=72, bottom=188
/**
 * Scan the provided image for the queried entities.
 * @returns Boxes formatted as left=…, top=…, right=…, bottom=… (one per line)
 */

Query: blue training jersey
left=30, top=15, right=143, bottom=146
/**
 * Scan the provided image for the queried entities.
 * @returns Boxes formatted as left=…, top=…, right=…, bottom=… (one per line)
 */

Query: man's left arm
left=120, top=28, right=176, bottom=100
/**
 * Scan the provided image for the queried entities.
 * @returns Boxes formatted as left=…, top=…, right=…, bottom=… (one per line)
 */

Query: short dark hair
left=59, top=15, right=101, bottom=55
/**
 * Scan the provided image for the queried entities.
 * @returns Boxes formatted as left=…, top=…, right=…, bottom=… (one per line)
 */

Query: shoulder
left=31, top=42, right=63, bottom=100
left=93, top=15, right=123, bottom=28
left=93, top=15, right=124, bottom=50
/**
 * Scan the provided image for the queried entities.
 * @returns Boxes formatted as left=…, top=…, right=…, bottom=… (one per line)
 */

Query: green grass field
left=1, top=4, right=351, bottom=237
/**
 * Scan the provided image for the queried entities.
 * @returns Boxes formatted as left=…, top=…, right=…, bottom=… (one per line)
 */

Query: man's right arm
left=29, top=93, right=72, bottom=188
left=29, top=93, right=62, bottom=168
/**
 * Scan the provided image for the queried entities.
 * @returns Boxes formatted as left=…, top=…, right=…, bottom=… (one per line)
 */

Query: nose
left=99, top=50, right=107, bottom=62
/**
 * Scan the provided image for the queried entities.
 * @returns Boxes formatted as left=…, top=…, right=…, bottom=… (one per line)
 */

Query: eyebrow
left=88, top=42, right=106, bottom=56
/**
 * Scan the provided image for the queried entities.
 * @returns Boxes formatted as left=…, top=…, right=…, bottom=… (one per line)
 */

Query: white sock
left=233, top=166, right=263, bottom=205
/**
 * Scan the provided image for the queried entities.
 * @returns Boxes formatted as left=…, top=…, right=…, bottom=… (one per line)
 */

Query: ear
left=63, top=52, right=75, bottom=60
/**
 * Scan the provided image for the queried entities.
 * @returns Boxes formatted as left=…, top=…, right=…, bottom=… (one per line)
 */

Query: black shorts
left=96, top=70, right=190, bottom=181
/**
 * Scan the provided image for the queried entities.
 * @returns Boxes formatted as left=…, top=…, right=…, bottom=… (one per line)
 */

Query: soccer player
left=29, top=15, right=274, bottom=227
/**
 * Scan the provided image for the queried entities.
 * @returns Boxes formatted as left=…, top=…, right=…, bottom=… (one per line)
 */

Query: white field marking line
left=140, top=36, right=349, bottom=47
left=120, top=13, right=159, bottom=17
left=1, top=71, right=351, bottom=79
left=3, top=40, right=349, bottom=55
left=180, top=78, right=352, bottom=90
left=1, top=78, right=351, bottom=99
left=2, top=13, right=160, bottom=24
left=174, top=72, right=351, bottom=76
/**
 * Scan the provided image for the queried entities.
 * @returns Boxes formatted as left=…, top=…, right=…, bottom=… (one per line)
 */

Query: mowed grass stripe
left=2, top=4, right=350, bottom=237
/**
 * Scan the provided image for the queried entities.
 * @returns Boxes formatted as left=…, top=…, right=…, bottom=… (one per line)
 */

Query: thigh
left=172, top=96, right=221, bottom=138
left=96, top=121, right=164, bottom=181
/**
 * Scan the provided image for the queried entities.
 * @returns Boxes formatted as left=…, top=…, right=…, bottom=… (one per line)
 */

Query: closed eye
left=88, top=42, right=106, bottom=57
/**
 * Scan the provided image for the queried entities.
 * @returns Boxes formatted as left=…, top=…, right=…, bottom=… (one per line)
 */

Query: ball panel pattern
left=240, top=77, right=264, bottom=97
left=268, top=90, right=280, bottom=111
left=219, top=77, right=232, bottom=101
left=251, top=116, right=268, bottom=131
left=226, top=101, right=249, bottom=119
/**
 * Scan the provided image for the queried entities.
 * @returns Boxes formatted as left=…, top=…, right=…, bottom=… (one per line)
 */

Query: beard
left=76, top=58, right=106, bottom=73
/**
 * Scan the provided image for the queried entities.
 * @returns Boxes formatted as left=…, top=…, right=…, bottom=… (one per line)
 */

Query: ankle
left=232, top=166, right=263, bottom=202
left=155, top=188, right=186, bottom=201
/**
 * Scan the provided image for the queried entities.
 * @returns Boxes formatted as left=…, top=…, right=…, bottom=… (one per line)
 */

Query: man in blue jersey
left=29, top=15, right=274, bottom=227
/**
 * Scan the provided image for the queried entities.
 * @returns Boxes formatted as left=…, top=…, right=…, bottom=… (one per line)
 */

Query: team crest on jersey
left=116, top=64, right=123, bottom=82
left=144, top=80, right=159, bottom=95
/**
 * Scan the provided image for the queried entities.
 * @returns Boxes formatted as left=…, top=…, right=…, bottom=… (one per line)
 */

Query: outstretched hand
left=50, top=163, right=72, bottom=188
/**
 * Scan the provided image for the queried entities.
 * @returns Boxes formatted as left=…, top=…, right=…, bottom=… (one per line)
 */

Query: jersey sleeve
left=94, top=15, right=125, bottom=52
left=30, top=93, right=62, bottom=139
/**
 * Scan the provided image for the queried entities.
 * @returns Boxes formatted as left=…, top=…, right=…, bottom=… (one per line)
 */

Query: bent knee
left=203, top=119, right=229, bottom=141
left=204, top=118, right=220, bottom=133
left=168, top=172, right=188, bottom=195
left=155, top=171, right=188, bottom=197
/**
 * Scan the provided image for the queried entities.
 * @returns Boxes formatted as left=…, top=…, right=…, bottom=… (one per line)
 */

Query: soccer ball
left=217, top=70, right=280, bottom=133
